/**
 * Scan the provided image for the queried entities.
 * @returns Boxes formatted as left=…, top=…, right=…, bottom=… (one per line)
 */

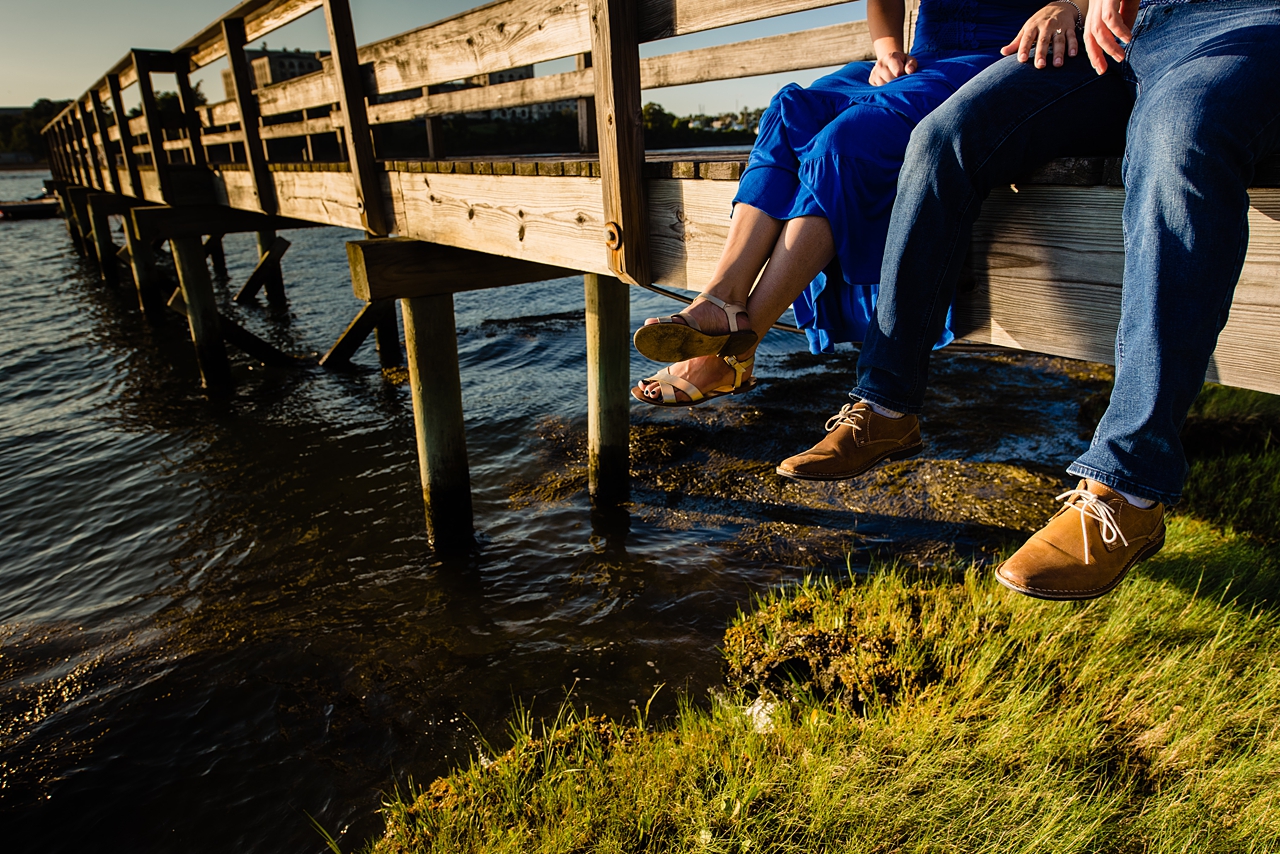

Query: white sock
left=1115, top=488, right=1156, bottom=509
left=863, top=400, right=905, bottom=419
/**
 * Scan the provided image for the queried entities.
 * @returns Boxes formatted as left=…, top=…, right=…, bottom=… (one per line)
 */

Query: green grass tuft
left=370, top=516, right=1280, bottom=854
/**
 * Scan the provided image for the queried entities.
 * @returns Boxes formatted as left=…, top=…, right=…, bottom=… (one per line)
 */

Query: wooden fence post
left=256, top=229, right=286, bottom=303
left=123, top=220, right=163, bottom=314
left=401, top=294, right=473, bottom=550
left=322, top=0, right=388, bottom=236
left=133, top=51, right=174, bottom=201
left=222, top=18, right=275, bottom=212
left=174, top=55, right=209, bottom=170
left=589, top=0, right=648, bottom=286
left=584, top=273, right=630, bottom=504
left=171, top=236, right=232, bottom=394
left=577, top=53, right=598, bottom=154
left=108, top=75, right=142, bottom=198
left=89, top=89, right=121, bottom=194
left=86, top=195, right=119, bottom=285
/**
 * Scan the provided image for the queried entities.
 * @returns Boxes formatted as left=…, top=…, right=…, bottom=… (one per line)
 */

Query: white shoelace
left=825, top=403, right=865, bottom=434
left=1055, top=487, right=1129, bottom=564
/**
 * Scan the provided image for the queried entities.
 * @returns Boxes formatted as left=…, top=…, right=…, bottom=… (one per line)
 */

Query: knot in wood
left=604, top=221, right=622, bottom=250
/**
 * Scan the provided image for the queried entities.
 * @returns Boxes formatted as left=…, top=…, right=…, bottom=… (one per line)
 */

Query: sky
left=0, top=0, right=867, bottom=117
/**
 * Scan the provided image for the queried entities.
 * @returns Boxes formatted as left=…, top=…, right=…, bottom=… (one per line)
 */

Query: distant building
left=222, top=48, right=329, bottom=100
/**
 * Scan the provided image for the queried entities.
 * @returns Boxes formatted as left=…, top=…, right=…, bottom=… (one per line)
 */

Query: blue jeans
left=852, top=0, right=1280, bottom=505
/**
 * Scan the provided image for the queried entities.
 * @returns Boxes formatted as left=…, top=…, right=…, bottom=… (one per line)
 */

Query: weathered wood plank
left=131, top=204, right=319, bottom=241
left=956, top=186, right=1280, bottom=396
left=88, top=90, right=121, bottom=193
left=639, top=0, right=854, bottom=40
left=346, top=236, right=569, bottom=300
left=590, top=0, right=649, bottom=285
left=178, top=0, right=326, bottom=69
left=323, top=0, right=389, bottom=235
left=392, top=171, right=610, bottom=272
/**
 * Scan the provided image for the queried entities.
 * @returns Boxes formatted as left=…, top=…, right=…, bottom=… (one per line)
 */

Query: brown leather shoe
left=776, top=402, right=923, bottom=481
left=997, top=480, right=1166, bottom=601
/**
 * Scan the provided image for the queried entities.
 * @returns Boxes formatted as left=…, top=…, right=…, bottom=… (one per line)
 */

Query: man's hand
left=1084, top=0, right=1138, bottom=74
left=1001, top=3, right=1081, bottom=69
left=870, top=51, right=918, bottom=86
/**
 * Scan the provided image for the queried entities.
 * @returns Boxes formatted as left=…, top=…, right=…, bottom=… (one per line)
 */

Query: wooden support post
left=74, top=101, right=103, bottom=190
left=86, top=195, right=119, bottom=285
left=133, top=51, right=173, bottom=200
left=236, top=231, right=288, bottom=303
left=65, top=187, right=94, bottom=257
left=402, top=294, right=473, bottom=549
left=223, top=18, right=272, bottom=211
left=123, top=220, right=164, bottom=315
left=108, top=74, right=142, bottom=197
left=168, top=289, right=301, bottom=367
left=425, top=116, right=445, bottom=161
left=205, top=234, right=228, bottom=278
left=88, top=89, right=121, bottom=194
left=576, top=53, right=598, bottom=154
left=323, top=0, right=389, bottom=236
left=170, top=236, right=232, bottom=394
left=584, top=273, right=630, bottom=504
left=173, top=57, right=208, bottom=169
left=56, top=185, right=86, bottom=253
left=319, top=300, right=393, bottom=368
left=589, top=0, right=649, bottom=286
left=374, top=301, right=403, bottom=368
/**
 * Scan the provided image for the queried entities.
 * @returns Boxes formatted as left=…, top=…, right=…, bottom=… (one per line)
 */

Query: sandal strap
left=656, top=312, right=701, bottom=332
left=646, top=369, right=705, bottom=404
left=692, top=293, right=749, bottom=333
left=722, top=354, right=754, bottom=391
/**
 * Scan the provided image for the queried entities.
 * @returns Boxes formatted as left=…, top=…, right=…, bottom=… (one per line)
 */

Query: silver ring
left=1055, top=28, right=1063, bottom=34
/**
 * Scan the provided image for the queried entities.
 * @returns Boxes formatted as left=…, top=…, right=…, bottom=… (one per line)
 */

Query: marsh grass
left=371, top=514, right=1280, bottom=853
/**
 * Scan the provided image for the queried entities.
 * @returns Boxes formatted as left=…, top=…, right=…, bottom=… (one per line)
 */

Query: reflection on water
left=0, top=169, right=1101, bottom=852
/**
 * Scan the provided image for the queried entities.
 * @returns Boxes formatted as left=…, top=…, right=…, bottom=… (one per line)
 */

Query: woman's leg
left=637, top=215, right=834, bottom=402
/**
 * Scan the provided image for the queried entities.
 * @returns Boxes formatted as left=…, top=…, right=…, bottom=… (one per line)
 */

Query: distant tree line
left=0, top=100, right=72, bottom=161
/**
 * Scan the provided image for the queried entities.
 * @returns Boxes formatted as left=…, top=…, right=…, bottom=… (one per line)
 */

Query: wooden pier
left=42, top=0, right=1280, bottom=546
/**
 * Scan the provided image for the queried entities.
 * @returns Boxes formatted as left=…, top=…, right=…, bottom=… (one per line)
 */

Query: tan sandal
left=632, top=355, right=757, bottom=408
left=632, top=293, right=757, bottom=363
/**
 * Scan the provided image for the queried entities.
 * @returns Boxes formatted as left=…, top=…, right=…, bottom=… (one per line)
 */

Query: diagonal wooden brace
left=319, top=300, right=396, bottom=368
left=234, top=236, right=291, bottom=303
left=168, top=287, right=306, bottom=367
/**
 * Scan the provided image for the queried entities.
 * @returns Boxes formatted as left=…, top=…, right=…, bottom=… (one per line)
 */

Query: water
left=0, top=168, right=1100, bottom=852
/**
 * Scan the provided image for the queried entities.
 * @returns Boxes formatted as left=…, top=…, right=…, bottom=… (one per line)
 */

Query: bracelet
left=1053, top=0, right=1084, bottom=29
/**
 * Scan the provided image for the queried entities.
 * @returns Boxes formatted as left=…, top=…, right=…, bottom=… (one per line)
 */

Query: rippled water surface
left=0, top=168, right=1100, bottom=852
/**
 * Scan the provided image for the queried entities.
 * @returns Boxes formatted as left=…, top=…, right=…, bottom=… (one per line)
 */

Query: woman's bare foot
left=635, top=352, right=755, bottom=404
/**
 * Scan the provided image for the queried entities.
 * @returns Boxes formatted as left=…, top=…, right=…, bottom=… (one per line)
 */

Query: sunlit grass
left=369, top=513, right=1280, bottom=853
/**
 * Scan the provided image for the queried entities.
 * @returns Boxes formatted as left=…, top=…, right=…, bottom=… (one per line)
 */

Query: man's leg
left=777, top=55, right=1129, bottom=482
left=999, top=0, right=1280, bottom=601
left=1067, top=2, right=1280, bottom=504
left=852, top=54, right=1131, bottom=414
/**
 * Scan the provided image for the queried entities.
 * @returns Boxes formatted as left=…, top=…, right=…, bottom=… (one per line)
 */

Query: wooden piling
left=255, top=230, right=287, bottom=303
left=374, top=302, right=403, bottom=368
left=122, top=222, right=164, bottom=315
left=584, top=273, right=630, bottom=504
left=86, top=196, right=119, bottom=285
left=401, top=294, right=473, bottom=550
left=170, top=236, right=232, bottom=394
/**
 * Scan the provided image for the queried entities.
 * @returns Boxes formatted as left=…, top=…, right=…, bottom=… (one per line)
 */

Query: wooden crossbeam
left=234, top=235, right=291, bottom=302
left=131, top=204, right=318, bottom=241
left=345, top=237, right=569, bottom=301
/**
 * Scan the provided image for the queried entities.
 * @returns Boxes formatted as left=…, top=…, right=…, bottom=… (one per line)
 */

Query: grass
left=368, top=383, right=1280, bottom=853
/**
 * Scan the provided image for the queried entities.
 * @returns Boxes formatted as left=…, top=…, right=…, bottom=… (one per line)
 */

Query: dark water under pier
left=0, top=168, right=1105, bottom=852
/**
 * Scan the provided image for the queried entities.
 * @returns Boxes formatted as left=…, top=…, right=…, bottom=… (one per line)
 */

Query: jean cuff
left=1065, top=463, right=1179, bottom=507
left=848, top=387, right=921, bottom=416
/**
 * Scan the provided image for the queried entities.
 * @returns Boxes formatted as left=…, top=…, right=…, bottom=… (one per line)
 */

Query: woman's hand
left=1001, top=2, right=1082, bottom=69
left=870, top=50, right=919, bottom=86
left=1084, top=0, right=1138, bottom=75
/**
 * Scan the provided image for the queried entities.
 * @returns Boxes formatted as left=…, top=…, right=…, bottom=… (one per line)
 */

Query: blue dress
left=734, top=0, right=1043, bottom=353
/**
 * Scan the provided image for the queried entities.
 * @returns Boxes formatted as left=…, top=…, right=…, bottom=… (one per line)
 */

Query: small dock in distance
left=41, top=0, right=1280, bottom=548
